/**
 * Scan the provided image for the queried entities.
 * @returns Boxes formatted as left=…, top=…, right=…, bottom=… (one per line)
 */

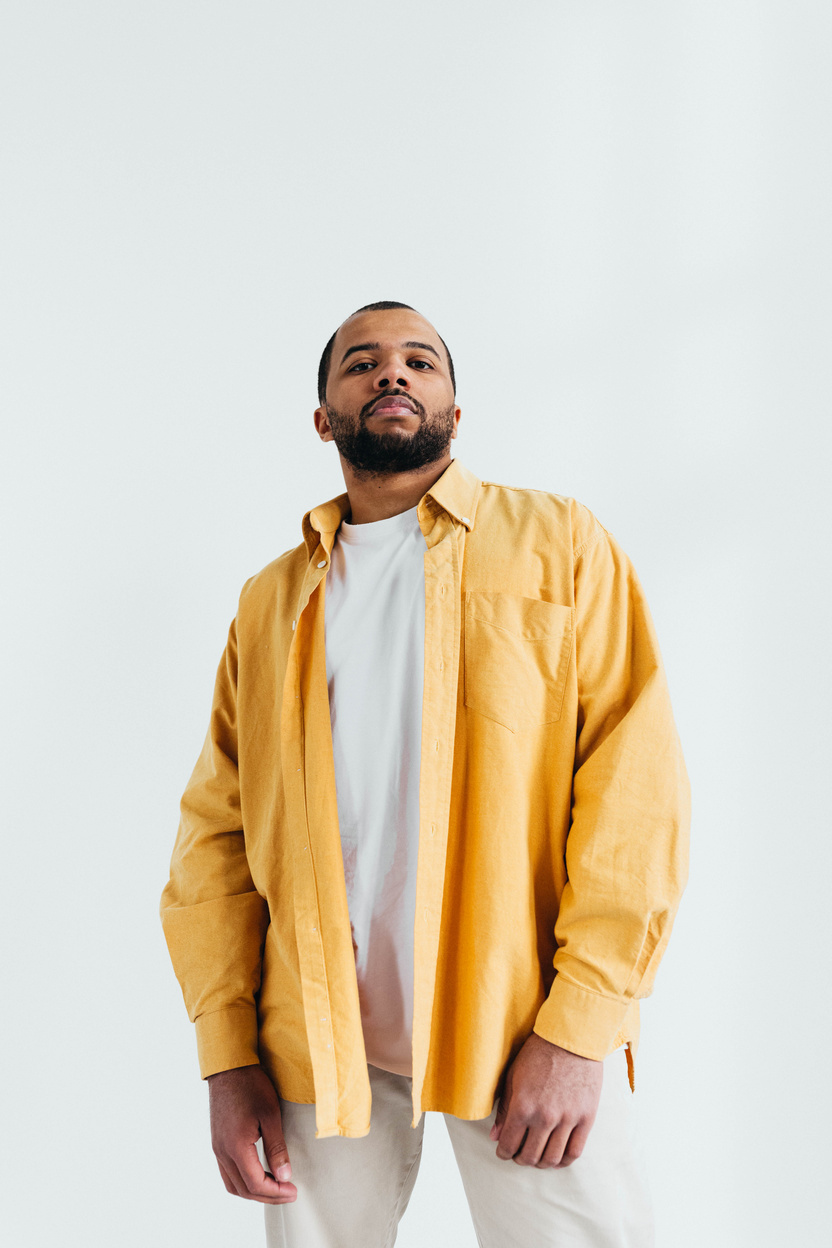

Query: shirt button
left=292, top=620, right=296, bottom=630
left=461, top=515, right=471, bottom=524
left=317, top=560, right=327, bottom=568
left=439, top=661, right=444, bottom=671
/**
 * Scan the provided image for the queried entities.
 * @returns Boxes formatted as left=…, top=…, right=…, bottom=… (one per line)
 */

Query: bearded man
left=160, top=299, right=690, bottom=1247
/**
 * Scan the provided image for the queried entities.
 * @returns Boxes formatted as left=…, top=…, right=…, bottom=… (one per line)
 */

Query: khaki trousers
left=258, top=1046, right=654, bottom=1247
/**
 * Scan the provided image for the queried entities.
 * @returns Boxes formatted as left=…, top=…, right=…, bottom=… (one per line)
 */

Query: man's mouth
left=371, top=395, right=416, bottom=415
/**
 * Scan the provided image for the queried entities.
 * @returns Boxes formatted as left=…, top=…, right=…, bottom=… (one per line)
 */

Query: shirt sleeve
left=159, top=613, right=270, bottom=1079
left=533, top=523, right=691, bottom=1060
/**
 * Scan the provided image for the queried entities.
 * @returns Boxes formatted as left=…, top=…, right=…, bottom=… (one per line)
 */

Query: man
left=160, top=300, right=690, bottom=1247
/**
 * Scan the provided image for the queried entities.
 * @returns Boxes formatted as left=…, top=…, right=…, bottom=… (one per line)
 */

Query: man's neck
left=341, top=454, right=453, bottom=525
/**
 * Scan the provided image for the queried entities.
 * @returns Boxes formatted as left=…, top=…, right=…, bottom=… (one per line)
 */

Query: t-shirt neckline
left=337, top=503, right=422, bottom=546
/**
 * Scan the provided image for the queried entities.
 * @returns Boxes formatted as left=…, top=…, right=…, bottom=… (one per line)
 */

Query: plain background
left=2, top=2, right=830, bottom=1245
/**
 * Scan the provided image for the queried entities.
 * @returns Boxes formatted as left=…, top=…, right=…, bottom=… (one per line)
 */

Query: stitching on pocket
left=463, top=593, right=574, bottom=732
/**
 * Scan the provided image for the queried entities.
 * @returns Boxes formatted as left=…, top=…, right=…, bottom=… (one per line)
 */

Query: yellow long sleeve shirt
left=160, top=457, right=690, bottom=1140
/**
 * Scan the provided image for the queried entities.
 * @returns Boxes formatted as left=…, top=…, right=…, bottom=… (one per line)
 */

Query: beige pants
left=258, top=1046, right=654, bottom=1247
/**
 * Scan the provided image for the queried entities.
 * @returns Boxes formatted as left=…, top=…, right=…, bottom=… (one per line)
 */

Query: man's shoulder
left=476, top=477, right=608, bottom=559
left=235, top=541, right=308, bottom=614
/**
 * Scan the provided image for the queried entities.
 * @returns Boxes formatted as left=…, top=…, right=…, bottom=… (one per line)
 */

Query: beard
left=324, top=396, right=456, bottom=477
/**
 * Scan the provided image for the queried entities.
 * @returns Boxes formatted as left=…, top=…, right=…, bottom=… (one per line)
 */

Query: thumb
left=261, top=1116, right=292, bottom=1183
left=489, top=1066, right=513, bottom=1141
left=489, top=1095, right=507, bottom=1141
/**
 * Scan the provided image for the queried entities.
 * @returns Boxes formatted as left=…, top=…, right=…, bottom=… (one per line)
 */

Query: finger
left=220, top=1149, right=296, bottom=1205
left=261, top=1118, right=293, bottom=1184
left=512, top=1123, right=552, bottom=1167
left=216, top=1158, right=238, bottom=1196
left=537, top=1121, right=572, bottom=1168
left=554, top=1120, right=592, bottom=1169
left=489, top=1099, right=506, bottom=1141
left=235, top=1139, right=297, bottom=1202
left=490, top=1070, right=511, bottom=1141
left=495, top=1112, right=530, bottom=1162
left=217, top=1153, right=250, bottom=1199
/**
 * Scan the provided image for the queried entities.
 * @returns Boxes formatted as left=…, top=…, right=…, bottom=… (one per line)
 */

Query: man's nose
left=374, top=358, right=410, bottom=390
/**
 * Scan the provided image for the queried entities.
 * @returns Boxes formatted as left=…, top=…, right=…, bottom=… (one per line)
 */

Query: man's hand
left=489, top=1032, right=603, bottom=1169
left=207, top=1065, right=298, bottom=1204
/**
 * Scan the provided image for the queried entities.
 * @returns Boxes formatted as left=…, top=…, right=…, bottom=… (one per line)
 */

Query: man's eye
left=348, top=358, right=433, bottom=372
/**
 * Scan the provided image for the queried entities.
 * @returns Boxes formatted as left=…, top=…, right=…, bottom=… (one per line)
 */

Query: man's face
left=314, top=308, right=461, bottom=476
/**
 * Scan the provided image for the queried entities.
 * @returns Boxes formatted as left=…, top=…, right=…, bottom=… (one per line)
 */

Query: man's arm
left=160, top=613, right=268, bottom=1075
left=160, top=612, right=296, bottom=1203
left=493, top=521, right=691, bottom=1167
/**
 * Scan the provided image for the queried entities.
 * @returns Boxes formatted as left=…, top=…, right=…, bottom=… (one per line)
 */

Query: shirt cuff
left=195, top=1005, right=261, bottom=1079
left=533, top=974, right=633, bottom=1060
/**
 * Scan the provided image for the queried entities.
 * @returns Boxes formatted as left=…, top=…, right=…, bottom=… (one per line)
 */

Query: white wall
left=2, top=3, right=830, bottom=1244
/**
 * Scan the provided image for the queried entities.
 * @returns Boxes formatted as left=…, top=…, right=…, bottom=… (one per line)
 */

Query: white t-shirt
left=324, top=503, right=427, bottom=1077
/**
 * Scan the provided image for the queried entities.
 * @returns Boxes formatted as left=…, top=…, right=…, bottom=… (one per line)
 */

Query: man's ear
left=451, top=406, right=462, bottom=439
left=314, top=405, right=334, bottom=442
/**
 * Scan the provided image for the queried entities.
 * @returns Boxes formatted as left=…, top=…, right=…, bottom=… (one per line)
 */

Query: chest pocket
left=463, top=592, right=575, bottom=733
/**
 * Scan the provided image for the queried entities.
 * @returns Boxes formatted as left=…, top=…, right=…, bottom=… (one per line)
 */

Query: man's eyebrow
left=403, top=341, right=441, bottom=359
left=340, top=342, right=380, bottom=365
left=339, top=340, right=441, bottom=366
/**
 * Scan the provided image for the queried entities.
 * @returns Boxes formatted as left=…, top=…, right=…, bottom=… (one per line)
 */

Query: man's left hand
left=489, top=1032, right=603, bottom=1168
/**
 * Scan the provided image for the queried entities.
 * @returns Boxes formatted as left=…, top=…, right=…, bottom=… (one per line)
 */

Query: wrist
left=206, top=1063, right=261, bottom=1082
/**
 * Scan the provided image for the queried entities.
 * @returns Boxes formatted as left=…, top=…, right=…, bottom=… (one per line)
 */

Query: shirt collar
left=301, top=457, right=482, bottom=558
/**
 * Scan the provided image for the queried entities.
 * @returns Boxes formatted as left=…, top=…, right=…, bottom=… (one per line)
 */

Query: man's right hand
left=207, top=1064, right=298, bottom=1204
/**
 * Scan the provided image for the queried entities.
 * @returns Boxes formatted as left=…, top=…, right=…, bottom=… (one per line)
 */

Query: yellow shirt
left=160, top=457, right=691, bottom=1139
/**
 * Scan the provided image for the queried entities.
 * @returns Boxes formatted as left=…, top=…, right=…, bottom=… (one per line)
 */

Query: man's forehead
left=335, top=309, right=441, bottom=352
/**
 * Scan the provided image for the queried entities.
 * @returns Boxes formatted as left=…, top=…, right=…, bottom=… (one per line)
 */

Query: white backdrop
left=2, top=3, right=830, bottom=1245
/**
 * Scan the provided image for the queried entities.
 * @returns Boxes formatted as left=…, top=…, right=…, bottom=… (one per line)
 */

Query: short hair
left=317, top=300, right=456, bottom=405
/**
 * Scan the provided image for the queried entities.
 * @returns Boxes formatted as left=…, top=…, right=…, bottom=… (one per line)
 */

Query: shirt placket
left=410, top=513, right=464, bottom=1127
left=280, top=536, right=347, bottom=1136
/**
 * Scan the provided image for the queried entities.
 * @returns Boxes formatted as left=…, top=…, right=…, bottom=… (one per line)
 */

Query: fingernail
left=277, top=1163, right=292, bottom=1181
